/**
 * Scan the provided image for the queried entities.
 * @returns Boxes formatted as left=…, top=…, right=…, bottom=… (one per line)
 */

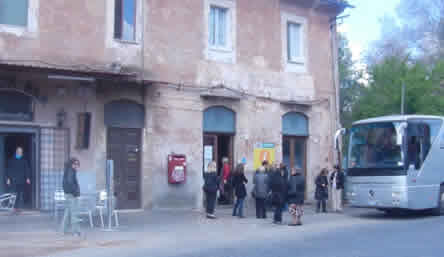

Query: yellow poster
left=253, top=143, right=276, bottom=170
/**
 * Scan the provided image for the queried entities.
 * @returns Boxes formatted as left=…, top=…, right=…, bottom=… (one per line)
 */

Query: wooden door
left=283, top=136, right=307, bottom=196
left=107, top=128, right=141, bottom=209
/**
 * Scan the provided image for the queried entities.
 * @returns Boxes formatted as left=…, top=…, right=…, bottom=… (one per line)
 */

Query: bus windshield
left=348, top=122, right=405, bottom=169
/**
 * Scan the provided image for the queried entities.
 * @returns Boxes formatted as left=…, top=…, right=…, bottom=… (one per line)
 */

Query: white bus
left=337, top=115, right=444, bottom=214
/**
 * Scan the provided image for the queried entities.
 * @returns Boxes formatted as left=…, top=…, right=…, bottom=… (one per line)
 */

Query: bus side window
left=407, top=123, right=432, bottom=170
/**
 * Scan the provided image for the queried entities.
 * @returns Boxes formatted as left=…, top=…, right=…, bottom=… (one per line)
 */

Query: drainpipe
left=329, top=18, right=341, bottom=165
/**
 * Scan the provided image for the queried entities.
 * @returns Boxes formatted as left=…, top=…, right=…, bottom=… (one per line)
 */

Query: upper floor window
left=114, top=0, right=136, bottom=42
left=0, top=0, right=28, bottom=27
left=287, top=22, right=303, bottom=63
left=209, top=6, right=228, bottom=49
left=204, top=0, right=236, bottom=64
left=281, top=13, right=307, bottom=73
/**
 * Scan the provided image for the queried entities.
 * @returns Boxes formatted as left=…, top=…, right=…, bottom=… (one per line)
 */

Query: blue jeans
left=232, top=197, right=245, bottom=217
left=61, top=194, right=81, bottom=234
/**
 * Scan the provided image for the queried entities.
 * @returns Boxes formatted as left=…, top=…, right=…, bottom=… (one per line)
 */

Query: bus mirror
left=396, top=123, right=407, bottom=146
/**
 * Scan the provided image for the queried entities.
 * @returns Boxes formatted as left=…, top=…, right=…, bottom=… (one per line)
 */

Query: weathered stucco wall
left=0, top=0, right=340, bottom=208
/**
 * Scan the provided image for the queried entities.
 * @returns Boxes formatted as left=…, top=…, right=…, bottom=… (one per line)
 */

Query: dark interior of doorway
left=217, top=135, right=231, bottom=177
left=203, top=133, right=234, bottom=205
left=0, top=133, right=34, bottom=209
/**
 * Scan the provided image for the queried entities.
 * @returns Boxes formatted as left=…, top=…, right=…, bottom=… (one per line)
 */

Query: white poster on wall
left=204, top=146, right=213, bottom=172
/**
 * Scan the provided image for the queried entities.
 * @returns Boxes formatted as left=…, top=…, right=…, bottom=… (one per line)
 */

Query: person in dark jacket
left=6, top=147, right=31, bottom=213
left=315, top=169, right=329, bottom=213
left=269, top=163, right=287, bottom=224
left=203, top=161, right=220, bottom=219
left=232, top=163, right=248, bottom=218
left=253, top=166, right=269, bottom=219
left=287, top=167, right=305, bottom=226
left=330, top=165, right=345, bottom=212
left=62, top=158, right=81, bottom=236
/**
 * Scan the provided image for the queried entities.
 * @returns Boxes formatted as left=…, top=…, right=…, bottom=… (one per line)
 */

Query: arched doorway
left=105, top=99, right=145, bottom=209
left=203, top=106, right=235, bottom=205
left=282, top=112, right=308, bottom=177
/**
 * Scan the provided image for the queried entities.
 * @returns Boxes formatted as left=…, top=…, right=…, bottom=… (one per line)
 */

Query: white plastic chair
left=57, top=191, right=94, bottom=228
left=96, top=190, right=119, bottom=228
left=53, top=190, right=66, bottom=221
left=0, top=193, right=16, bottom=211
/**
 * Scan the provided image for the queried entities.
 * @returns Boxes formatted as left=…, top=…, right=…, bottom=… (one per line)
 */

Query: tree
left=338, top=32, right=364, bottom=127
left=351, top=56, right=444, bottom=121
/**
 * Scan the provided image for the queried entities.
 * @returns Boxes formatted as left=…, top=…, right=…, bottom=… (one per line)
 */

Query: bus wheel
left=431, top=186, right=444, bottom=216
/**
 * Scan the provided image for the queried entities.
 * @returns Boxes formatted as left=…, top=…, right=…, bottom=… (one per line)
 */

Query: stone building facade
left=0, top=0, right=348, bottom=210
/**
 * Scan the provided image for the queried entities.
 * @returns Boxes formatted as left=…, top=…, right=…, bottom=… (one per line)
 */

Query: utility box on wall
left=168, top=154, right=186, bottom=184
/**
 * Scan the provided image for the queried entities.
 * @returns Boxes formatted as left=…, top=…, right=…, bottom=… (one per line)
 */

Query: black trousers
left=273, top=201, right=284, bottom=222
left=256, top=198, right=267, bottom=219
left=13, top=184, right=25, bottom=209
left=317, top=199, right=327, bottom=212
left=206, top=191, right=217, bottom=214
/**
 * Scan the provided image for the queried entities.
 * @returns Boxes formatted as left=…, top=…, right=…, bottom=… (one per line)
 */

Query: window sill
left=114, top=39, right=139, bottom=45
left=288, top=59, right=305, bottom=65
left=0, top=24, right=30, bottom=37
left=209, top=46, right=233, bottom=53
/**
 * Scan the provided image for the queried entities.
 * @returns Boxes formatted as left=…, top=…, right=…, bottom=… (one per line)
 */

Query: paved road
left=42, top=208, right=444, bottom=257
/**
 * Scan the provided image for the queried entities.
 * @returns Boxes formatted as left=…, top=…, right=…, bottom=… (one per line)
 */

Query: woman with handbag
left=232, top=163, right=248, bottom=218
left=203, top=161, right=220, bottom=219
left=315, top=168, right=329, bottom=213
left=287, top=167, right=305, bottom=226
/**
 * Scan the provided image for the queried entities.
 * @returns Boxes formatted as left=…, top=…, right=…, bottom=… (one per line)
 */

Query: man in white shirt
left=330, top=165, right=345, bottom=213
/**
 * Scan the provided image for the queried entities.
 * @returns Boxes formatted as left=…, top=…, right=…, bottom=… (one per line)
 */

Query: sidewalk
left=0, top=205, right=352, bottom=257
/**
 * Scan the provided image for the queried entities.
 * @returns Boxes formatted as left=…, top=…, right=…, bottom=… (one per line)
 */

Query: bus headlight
left=392, top=192, right=402, bottom=198
left=347, top=192, right=356, bottom=197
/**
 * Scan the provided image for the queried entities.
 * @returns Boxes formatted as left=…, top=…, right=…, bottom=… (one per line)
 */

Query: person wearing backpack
left=253, top=165, right=269, bottom=219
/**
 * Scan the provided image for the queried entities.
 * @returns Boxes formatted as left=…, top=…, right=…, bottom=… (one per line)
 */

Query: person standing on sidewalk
left=220, top=157, right=232, bottom=205
left=62, top=158, right=81, bottom=236
left=6, top=147, right=31, bottom=214
left=270, top=163, right=287, bottom=224
left=204, top=161, right=220, bottom=219
left=330, top=165, right=345, bottom=212
left=315, top=169, right=329, bottom=213
left=287, top=167, right=305, bottom=226
left=253, top=166, right=269, bottom=219
left=232, top=163, right=248, bottom=218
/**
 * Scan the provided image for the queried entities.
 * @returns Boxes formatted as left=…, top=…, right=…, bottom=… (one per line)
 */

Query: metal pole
left=103, top=159, right=115, bottom=231
left=401, top=81, right=405, bottom=115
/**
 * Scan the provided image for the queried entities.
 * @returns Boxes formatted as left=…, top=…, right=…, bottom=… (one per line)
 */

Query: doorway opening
left=0, top=133, right=35, bottom=209
left=107, top=128, right=142, bottom=210
left=203, top=133, right=234, bottom=205
left=283, top=136, right=307, bottom=197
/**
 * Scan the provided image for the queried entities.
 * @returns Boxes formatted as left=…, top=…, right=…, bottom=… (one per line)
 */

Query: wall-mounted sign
left=253, top=143, right=275, bottom=170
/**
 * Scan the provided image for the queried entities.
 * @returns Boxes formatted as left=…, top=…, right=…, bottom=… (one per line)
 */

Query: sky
left=338, top=0, right=401, bottom=64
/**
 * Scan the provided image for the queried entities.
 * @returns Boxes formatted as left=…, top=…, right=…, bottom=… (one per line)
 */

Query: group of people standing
left=252, top=161, right=305, bottom=226
left=203, top=159, right=345, bottom=226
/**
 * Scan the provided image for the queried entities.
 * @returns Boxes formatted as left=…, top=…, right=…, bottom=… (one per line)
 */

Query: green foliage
left=351, top=56, right=444, bottom=122
left=338, top=33, right=364, bottom=127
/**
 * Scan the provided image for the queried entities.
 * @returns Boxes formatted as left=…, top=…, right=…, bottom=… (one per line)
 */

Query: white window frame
left=204, top=0, right=236, bottom=64
left=0, top=0, right=39, bottom=38
left=281, top=13, right=308, bottom=73
left=106, top=0, right=143, bottom=47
